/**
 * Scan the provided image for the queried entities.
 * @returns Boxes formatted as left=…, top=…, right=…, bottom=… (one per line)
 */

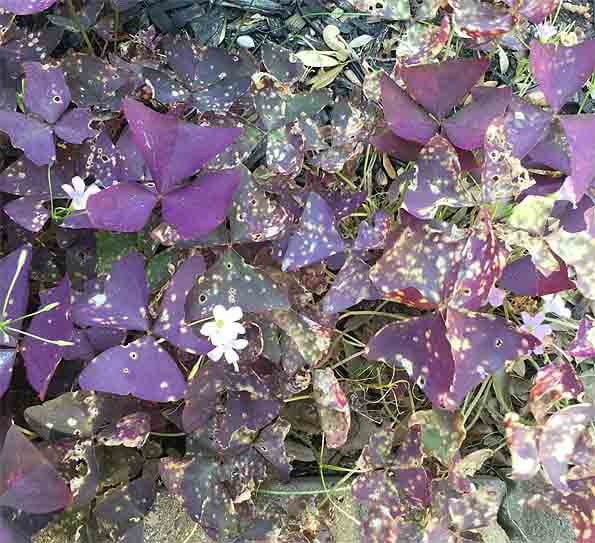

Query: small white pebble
left=236, top=35, right=255, bottom=49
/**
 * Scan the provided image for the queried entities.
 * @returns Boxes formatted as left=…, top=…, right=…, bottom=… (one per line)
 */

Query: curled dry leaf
left=312, top=368, right=351, bottom=449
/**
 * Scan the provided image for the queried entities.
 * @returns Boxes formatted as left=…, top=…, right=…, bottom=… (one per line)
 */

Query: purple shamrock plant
left=366, top=210, right=537, bottom=408
left=87, top=98, right=242, bottom=239
left=0, top=63, right=97, bottom=166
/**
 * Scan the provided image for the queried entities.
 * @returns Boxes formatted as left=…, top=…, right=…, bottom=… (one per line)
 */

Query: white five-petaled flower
left=207, top=338, right=249, bottom=372
left=200, top=305, right=247, bottom=371
left=61, top=176, right=101, bottom=211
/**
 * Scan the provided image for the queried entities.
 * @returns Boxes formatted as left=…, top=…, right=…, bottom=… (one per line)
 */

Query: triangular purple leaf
left=0, top=150, right=72, bottom=198
left=0, top=426, right=71, bottom=513
left=530, top=38, right=595, bottom=112
left=445, top=309, right=537, bottom=406
left=0, top=111, right=55, bottom=166
left=366, top=313, right=455, bottom=409
left=443, top=86, right=512, bottom=151
left=62, top=53, right=135, bottom=109
left=498, top=254, right=575, bottom=296
left=558, top=114, right=595, bottom=203
left=568, top=318, right=595, bottom=358
left=0, top=0, right=58, bottom=14
left=79, top=337, right=186, bottom=402
left=322, top=256, right=380, bottom=314
left=370, top=214, right=465, bottom=309
left=449, top=209, right=507, bottom=310
left=503, top=97, right=554, bottom=160
left=53, top=109, right=97, bottom=145
left=353, top=210, right=392, bottom=252
left=281, top=192, right=345, bottom=272
left=87, top=182, right=158, bottom=233
left=123, top=98, right=241, bottom=193
left=153, top=255, right=212, bottom=355
left=400, top=57, right=490, bottom=119
left=3, top=197, right=49, bottom=233
left=71, top=252, right=149, bottom=331
left=186, top=250, right=289, bottom=324
left=403, top=134, right=464, bottom=219
left=22, top=276, right=73, bottom=400
left=539, top=404, right=595, bottom=493
left=161, top=169, right=241, bottom=239
left=229, top=166, right=289, bottom=244
left=380, top=74, right=438, bottom=145
left=22, top=62, right=70, bottom=125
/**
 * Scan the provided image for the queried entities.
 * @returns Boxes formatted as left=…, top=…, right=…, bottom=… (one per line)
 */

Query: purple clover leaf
left=87, top=98, right=242, bottom=239
left=0, top=63, right=97, bottom=166
left=0, top=0, right=57, bottom=15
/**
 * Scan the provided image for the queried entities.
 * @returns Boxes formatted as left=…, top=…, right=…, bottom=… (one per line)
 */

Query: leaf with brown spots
left=396, top=16, right=450, bottom=66
left=409, top=410, right=466, bottom=466
left=159, top=455, right=239, bottom=541
left=530, top=38, right=595, bottom=112
left=449, top=209, right=507, bottom=310
left=504, top=413, right=541, bottom=480
left=322, top=256, right=380, bottom=314
left=312, top=368, right=351, bottom=449
left=446, top=308, right=536, bottom=406
left=271, top=310, right=333, bottom=368
left=281, top=192, right=345, bottom=272
left=97, top=412, right=151, bottom=448
left=546, top=223, right=595, bottom=300
left=230, top=166, right=290, bottom=244
left=530, top=362, right=584, bottom=423
left=402, top=134, right=467, bottom=219
left=539, top=404, right=595, bottom=493
left=370, top=213, right=466, bottom=309
left=568, top=318, right=595, bottom=359
left=450, top=0, right=513, bottom=40
left=186, top=250, right=290, bottom=325
left=366, top=314, right=455, bottom=409
left=261, top=43, right=305, bottom=85
left=350, top=0, right=410, bottom=19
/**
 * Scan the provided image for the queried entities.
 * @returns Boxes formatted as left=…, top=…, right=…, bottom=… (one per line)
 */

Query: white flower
left=542, top=294, right=571, bottom=319
left=207, top=337, right=249, bottom=372
left=536, top=22, right=557, bottom=43
left=200, top=305, right=245, bottom=346
left=61, top=176, right=101, bottom=211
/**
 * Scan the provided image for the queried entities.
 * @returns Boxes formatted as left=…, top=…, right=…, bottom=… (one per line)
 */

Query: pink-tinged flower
left=542, top=294, right=571, bottom=319
left=487, top=286, right=506, bottom=307
left=520, top=311, right=553, bottom=354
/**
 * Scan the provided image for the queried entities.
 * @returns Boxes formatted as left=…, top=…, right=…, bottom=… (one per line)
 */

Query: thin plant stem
left=66, top=0, right=95, bottom=55
left=5, top=325, right=74, bottom=346
left=1, top=248, right=28, bottom=319
left=5, top=302, right=61, bottom=325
